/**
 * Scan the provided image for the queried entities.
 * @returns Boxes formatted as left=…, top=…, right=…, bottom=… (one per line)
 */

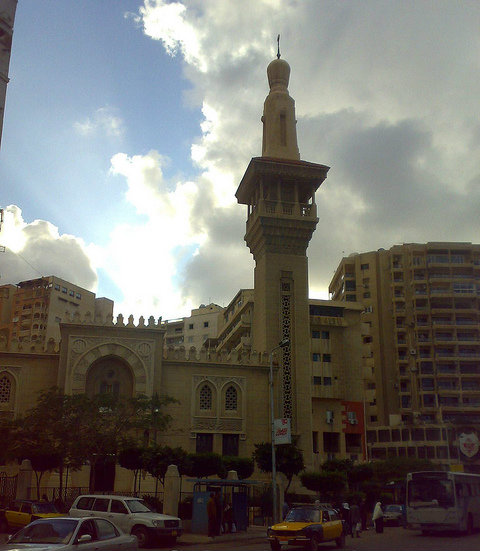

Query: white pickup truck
left=69, top=494, right=182, bottom=548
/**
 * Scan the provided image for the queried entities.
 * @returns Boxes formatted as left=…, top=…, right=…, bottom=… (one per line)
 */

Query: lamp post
left=269, top=337, right=290, bottom=525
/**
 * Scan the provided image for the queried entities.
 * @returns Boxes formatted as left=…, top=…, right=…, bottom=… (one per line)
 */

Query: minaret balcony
left=247, top=198, right=317, bottom=230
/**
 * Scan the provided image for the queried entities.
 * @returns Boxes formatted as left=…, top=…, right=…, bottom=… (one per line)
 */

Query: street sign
left=274, top=418, right=291, bottom=444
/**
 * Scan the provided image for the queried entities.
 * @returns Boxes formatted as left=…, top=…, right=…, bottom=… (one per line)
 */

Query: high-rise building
left=164, top=303, right=224, bottom=350
left=329, top=243, right=480, bottom=466
left=0, top=0, right=17, bottom=148
left=0, top=276, right=113, bottom=346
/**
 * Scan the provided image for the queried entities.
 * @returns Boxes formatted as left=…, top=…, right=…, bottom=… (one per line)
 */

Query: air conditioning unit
left=349, top=419, right=359, bottom=425
left=326, top=410, right=334, bottom=424
left=410, top=349, right=417, bottom=355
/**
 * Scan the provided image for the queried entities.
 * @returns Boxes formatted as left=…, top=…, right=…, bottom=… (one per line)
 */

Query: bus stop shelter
left=190, top=478, right=263, bottom=534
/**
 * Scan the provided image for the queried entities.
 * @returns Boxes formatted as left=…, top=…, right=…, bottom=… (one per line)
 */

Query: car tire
left=132, top=525, right=150, bottom=548
left=309, top=534, right=320, bottom=551
left=270, top=540, right=281, bottom=551
left=335, top=531, right=345, bottom=548
left=466, top=514, right=474, bottom=535
left=0, top=518, right=8, bottom=534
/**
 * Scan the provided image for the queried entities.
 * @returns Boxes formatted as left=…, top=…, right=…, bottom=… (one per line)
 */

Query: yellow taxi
left=0, top=500, right=63, bottom=532
left=267, top=504, right=345, bottom=551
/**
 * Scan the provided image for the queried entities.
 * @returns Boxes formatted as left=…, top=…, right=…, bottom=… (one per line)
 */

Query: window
left=196, top=433, right=213, bottom=453
left=96, top=518, right=118, bottom=540
left=321, top=331, right=330, bottom=339
left=54, top=316, right=61, bottom=322
left=324, top=377, right=332, bottom=386
left=312, top=353, right=321, bottom=361
left=76, top=293, right=81, bottom=299
left=313, top=376, right=322, bottom=385
left=313, top=431, right=319, bottom=453
left=54, top=284, right=60, bottom=291
left=225, top=385, right=237, bottom=411
left=346, top=294, right=356, bottom=301
left=361, top=263, right=369, bottom=270
left=323, top=431, right=340, bottom=452
left=312, top=330, right=320, bottom=339
left=69, top=290, right=74, bottom=297
left=204, top=321, right=209, bottom=328
left=0, top=376, right=12, bottom=403
left=222, top=434, right=239, bottom=456
left=110, top=499, right=128, bottom=514
left=363, top=292, right=371, bottom=298
left=92, top=498, right=110, bottom=512
left=62, top=287, right=67, bottom=293
left=189, top=323, right=194, bottom=330
left=199, top=385, right=212, bottom=410
left=323, top=354, right=331, bottom=362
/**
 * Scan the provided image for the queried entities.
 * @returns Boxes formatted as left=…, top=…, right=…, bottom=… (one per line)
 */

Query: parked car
left=0, top=517, right=138, bottom=550
left=267, top=504, right=345, bottom=550
left=0, top=500, right=63, bottom=533
left=69, top=494, right=182, bottom=548
left=383, top=504, right=404, bottom=526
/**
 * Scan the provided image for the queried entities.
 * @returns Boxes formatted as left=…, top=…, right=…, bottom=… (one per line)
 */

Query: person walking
left=207, top=493, right=217, bottom=538
left=340, top=503, right=351, bottom=536
left=350, top=502, right=361, bottom=537
left=372, top=501, right=384, bottom=533
left=223, top=501, right=233, bottom=533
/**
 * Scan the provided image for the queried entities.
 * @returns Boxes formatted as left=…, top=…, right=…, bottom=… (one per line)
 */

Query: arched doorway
left=85, top=356, right=134, bottom=491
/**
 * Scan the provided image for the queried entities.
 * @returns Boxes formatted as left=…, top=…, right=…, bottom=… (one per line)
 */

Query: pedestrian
left=214, top=489, right=222, bottom=535
left=360, top=500, right=368, bottom=531
left=207, top=492, right=217, bottom=538
left=223, top=501, right=233, bottom=533
left=372, top=501, right=384, bottom=533
left=340, top=502, right=351, bottom=535
left=350, top=502, right=361, bottom=537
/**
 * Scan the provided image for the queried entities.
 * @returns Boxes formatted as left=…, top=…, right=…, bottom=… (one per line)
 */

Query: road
left=162, top=526, right=480, bottom=551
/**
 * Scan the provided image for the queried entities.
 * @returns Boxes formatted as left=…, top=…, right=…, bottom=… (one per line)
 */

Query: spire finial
left=277, top=34, right=281, bottom=59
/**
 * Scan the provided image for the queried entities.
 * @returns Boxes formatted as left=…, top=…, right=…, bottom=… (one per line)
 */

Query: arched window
left=0, top=376, right=11, bottom=403
left=199, top=384, right=212, bottom=410
left=225, top=385, right=237, bottom=411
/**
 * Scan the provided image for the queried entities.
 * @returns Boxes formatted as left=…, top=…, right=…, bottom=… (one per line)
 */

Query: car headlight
left=151, top=520, right=165, bottom=528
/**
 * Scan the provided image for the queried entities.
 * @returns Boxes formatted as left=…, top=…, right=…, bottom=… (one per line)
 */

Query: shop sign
left=459, top=431, right=480, bottom=459
left=274, top=418, right=291, bottom=445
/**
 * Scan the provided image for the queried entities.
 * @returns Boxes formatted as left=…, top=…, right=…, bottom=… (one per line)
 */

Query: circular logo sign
left=459, top=431, right=480, bottom=459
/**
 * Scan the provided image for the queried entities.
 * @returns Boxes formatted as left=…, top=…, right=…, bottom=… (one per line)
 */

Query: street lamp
left=269, top=337, right=290, bottom=524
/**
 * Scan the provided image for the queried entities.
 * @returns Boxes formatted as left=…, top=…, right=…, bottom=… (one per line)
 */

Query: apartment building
left=329, top=243, right=480, bottom=469
left=164, top=303, right=224, bottom=350
left=0, top=276, right=113, bottom=346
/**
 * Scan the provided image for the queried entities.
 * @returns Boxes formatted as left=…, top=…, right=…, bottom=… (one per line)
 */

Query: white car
left=69, top=495, right=182, bottom=548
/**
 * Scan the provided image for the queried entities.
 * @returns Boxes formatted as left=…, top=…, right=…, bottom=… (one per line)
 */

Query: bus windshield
left=408, top=477, right=454, bottom=509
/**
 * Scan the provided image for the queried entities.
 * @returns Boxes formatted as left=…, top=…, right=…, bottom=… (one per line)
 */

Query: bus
left=406, top=471, right=480, bottom=534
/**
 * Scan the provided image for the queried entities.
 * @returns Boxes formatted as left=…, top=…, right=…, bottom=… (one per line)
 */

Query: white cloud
left=74, top=106, right=124, bottom=138
left=133, top=0, right=480, bottom=304
left=0, top=205, right=97, bottom=291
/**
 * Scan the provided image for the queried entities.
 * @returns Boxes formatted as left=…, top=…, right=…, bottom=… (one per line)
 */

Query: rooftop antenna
left=277, top=34, right=281, bottom=59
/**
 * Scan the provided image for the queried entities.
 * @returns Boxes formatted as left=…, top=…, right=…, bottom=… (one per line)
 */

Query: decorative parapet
left=62, top=311, right=164, bottom=329
left=163, top=345, right=269, bottom=365
left=2, top=337, right=59, bottom=354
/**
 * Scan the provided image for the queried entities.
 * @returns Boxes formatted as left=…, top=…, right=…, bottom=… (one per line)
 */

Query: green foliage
left=348, top=463, right=374, bottom=490
left=222, top=456, right=254, bottom=480
left=253, top=437, right=305, bottom=493
left=184, top=452, right=224, bottom=478
left=371, top=456, right=435, bottom=484
left=143, top=445, right=189, bottom=486
left=321, top=458, right=353, bottom=473
left=300, top=470, right=346, bottom=501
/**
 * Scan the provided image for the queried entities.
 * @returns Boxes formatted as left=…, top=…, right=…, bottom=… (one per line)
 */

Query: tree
left=347, top=463, right=374, bottom=491
left=118, top=446, right=146, bottom=495
left=371, top=457, right=435, bottom=485
left=253, top=437, right=305, bottom=494
left=184, top=452, right=224, bottom=478
left=143, top=445, right=189, bottom=489
left=222, top=456, right=254, bottom=480
left=300, top=470, right=346, bottom=501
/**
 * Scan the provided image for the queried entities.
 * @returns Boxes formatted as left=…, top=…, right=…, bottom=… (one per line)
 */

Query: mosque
left=0, top=54, right=366, bottom=493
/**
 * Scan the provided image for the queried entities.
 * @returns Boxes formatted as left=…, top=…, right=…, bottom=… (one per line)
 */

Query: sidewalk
left=177, top=525, right=267, bottom=546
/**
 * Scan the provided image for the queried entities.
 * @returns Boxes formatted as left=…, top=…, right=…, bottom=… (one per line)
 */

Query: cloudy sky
left=1, top=0, right=479, bottom=321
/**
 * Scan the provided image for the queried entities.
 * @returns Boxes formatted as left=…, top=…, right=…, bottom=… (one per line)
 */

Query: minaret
left=236, top=52, right=329, bottom=460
